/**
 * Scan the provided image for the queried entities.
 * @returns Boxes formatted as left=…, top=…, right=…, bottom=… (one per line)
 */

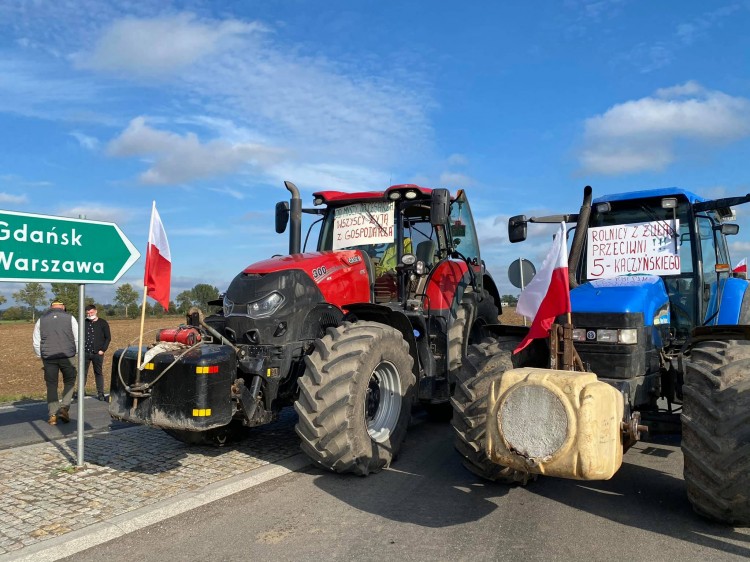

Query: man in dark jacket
left=83, top=304, right=111, bottom=401
left=32, top=301, right=78, bottom=425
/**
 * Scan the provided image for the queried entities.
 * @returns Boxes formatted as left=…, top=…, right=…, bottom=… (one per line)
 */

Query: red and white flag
left=514, top=223, right=571, bottom=354
left=144, top=202, right=171, bottom=310
left=732, top=258, right=747, bottom=274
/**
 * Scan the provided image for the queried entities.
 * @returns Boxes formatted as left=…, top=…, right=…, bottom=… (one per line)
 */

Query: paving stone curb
left=0, top=411, right=306, bottom=560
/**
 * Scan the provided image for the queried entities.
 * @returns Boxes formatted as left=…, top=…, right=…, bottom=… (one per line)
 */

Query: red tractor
left=110, top=181, right=505, bottom=475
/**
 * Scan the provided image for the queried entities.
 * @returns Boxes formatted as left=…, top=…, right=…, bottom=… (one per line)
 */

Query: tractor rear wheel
left=682, top=339, right=750, bottom=525
left=470, top=288, right=500, bottom=342
left=295, top=321, right=415, bottom=475
left=451, top=337, right=532, bottom=484
left=426, top=292, right=500, bottom=423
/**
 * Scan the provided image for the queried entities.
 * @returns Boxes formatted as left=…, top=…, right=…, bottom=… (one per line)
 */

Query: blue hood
left=571, top=275, right=670, bottom=326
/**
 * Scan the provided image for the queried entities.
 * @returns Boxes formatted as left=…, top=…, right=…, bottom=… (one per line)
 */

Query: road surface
left=65, top=418, right=749, bottom=562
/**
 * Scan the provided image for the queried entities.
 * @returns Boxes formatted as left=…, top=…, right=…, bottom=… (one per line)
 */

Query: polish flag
left=144, top=202, right=171, bottom=310
left=732, top=258, right=747, bottom=275
left=514, top=223, right=571, bottom=354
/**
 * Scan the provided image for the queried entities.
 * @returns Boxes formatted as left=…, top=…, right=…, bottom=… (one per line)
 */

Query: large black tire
left=163, top=419, right=248, bottom=447
left=426, top=292, right=501, bottom=423
left=450, top=337, right=533, bottom=484
left=470, top=288, right=500, bottom=342
left=681, top=339, right=750, bottom=525
left=295, top=321, right=416, bottom=475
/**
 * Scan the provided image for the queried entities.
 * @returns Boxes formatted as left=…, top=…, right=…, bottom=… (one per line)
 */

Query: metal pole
left=520, top=258, right=526, bottom=327
left=77, top=284, right=85, bottom=467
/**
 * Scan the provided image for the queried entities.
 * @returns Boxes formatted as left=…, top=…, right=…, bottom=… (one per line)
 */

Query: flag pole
left=137, top=201, right=156, bottom=371
left=136, top=285, right=148, bottom=370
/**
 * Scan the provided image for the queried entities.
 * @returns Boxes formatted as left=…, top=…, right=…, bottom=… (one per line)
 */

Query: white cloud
left=70, top=131, right=100, bottom=151
left=267, top=162, right=391, bottom=193
left=0, top=192, right=28, bottom=204
left=0, top=59, right=104, bottom=121
left=579, top=83, right=750, bottom=175
left=730, top=241, right=750, bottom=254
left=447, top=153, right=468, bottom=166
left=74, top=13, right=263, bottom=77
left=107, top=117, right=285, bottom=184
left=209, top=187, right=245, bottom=200
left=57, top=204, right=135, bottom=224
left=439, top=172, right=473, bottom=188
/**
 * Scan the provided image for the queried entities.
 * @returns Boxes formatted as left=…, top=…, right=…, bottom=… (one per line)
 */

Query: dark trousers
left=84, top=353, right=105, bottom=394
left=43, top=357, right=77, bottom=416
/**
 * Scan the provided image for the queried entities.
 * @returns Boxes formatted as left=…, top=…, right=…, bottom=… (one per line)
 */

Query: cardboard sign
left=332, top=202, right=395, bottom=250
left=586, top=220, right=680, bottom=279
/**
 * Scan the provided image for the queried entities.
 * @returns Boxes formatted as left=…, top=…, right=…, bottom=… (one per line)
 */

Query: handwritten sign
left=586, top=220, right=680, bottom=279
left=333, top=202, right=394, bottom=250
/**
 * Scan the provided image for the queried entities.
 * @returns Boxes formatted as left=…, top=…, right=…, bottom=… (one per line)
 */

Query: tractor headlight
left=595, top=328, right=637, bottom=344
left=247, top=292, right=285, bottom=318
left=617, top=329, right=638, bottom=344
left=572, top=329, right=586, bottom=341
left=223, top=295, right=234, bottom=316
left=596, top=329, right=618, bottom=343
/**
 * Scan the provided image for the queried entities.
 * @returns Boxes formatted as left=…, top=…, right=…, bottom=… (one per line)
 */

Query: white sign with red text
left=586, top=220, right=680, bottom=279
left=333, top=202, right=395, bottom=250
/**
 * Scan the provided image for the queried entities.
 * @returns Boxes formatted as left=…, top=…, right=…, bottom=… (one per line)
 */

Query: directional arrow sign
left=0, top=210, right=140, bottom=284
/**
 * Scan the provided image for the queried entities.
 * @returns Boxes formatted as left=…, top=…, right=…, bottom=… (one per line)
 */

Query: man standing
left=32, top=301, right=78, bottom=425
left=83, top=304, right=111, bottom=401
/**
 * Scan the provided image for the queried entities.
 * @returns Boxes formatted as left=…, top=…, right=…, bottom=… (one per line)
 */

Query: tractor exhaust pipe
left=568, top=185, right=592, bottom=290
left=284, top=181, right=302, bottom=255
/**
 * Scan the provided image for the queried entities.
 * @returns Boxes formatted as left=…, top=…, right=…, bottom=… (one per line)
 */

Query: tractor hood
left=241, top=250, right=371, bottom=310
left=571, top=275, right=669, bottom=327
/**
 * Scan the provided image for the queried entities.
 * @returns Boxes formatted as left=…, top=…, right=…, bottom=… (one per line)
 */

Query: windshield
left=586, top=197, right=695, bottom=337
left=318, top=199, right=446, bottom=276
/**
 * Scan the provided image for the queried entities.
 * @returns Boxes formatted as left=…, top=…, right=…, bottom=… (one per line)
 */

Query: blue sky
left=2, top=0, right=750, bottom=306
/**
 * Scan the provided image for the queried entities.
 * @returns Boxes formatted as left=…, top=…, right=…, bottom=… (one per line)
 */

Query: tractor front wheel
left=682, top=339, right=750, bottom=525
left=295, top=321, right=415, bottom=475
left=451, top=337, right=532, bottom=484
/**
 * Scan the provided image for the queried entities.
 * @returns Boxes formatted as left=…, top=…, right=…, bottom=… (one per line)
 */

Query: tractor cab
left=583, top=189, right=740, bottom=342
left=311, top=184, right=486, bottom=307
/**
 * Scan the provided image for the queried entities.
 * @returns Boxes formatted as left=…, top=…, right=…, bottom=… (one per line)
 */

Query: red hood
left=243, top=250, right=371, bottom=308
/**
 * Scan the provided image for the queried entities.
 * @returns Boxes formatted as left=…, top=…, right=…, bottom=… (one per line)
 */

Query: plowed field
left=0, top=309, right=524, bottom=402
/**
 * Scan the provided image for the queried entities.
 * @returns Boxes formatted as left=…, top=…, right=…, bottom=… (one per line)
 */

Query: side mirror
left=275, top=201, right=289, bottom=234
left=718, top=223, right=740, bottom=236
left=430, top=189, right=450, bottom=226
left=508, top=215, right=528, bottom=243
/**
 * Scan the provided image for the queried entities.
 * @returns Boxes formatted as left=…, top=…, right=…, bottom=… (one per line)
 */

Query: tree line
left=0, top=282, right=221, bottom=321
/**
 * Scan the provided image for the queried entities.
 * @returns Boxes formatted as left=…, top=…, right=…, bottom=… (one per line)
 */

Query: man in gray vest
left=32, top=301, right=78, bottom=425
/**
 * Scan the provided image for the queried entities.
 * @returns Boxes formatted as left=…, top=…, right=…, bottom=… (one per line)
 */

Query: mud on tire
left=295, top=321, right=415, bottom=475
left=682, top=339, right=750, bottom=526
left=450, top=337, right=534, bottom=484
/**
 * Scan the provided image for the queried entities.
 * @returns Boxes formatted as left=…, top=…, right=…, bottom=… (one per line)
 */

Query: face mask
left=87, top=313, right=98, bottom=321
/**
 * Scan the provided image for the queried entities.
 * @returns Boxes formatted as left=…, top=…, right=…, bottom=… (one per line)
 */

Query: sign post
left=508, top=258, right=536, bottom=327
left=0, top=210, right=140, bottom=466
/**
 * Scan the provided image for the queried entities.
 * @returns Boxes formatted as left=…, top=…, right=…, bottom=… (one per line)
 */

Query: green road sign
left=0, top=210, right=140, bottom=284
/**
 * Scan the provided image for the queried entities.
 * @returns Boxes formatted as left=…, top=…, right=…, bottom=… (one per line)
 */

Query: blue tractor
left=452, top=186, right=750, bottom=525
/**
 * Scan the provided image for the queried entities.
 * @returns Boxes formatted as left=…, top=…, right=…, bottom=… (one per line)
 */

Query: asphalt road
left=0, top=397, right=131, bottom=450
left=65, top=418, right=750, bottom=562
